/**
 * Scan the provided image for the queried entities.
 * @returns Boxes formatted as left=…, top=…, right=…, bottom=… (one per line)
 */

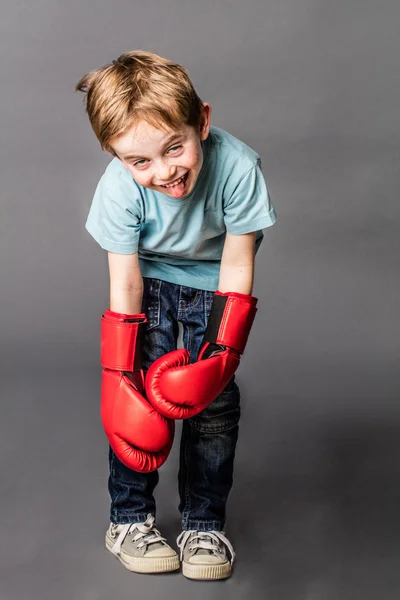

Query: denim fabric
left=108, top=277, right=241, bottom=531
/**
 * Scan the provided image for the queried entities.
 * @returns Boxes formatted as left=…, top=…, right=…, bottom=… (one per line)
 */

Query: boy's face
left=110, top=103, right=211, bottom=199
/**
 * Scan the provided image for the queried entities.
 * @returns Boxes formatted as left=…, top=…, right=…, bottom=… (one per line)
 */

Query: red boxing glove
left=145, top=291, right=258, bottom=419
left=100, top=309, right=174, bottom=472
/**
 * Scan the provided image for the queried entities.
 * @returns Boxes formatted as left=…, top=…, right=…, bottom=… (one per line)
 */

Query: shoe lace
left=176, top=530, right=236, bottom=565
left=110, top=514, right=166, bottom=556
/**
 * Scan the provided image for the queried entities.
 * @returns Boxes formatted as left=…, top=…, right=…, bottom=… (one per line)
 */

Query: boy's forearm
left=217, top=231, right=256, bottom=295
left=108, top=251, right=144, bottom=314
left=217, top=263, right=254, bottom=295
left=110, top=284, right=144, bottom=314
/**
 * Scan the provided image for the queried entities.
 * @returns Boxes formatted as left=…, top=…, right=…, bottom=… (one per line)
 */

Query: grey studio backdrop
left=1, top=1, right=399, bottom=599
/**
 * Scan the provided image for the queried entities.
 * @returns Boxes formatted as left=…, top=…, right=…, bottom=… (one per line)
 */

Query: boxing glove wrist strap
left=101, top=309, right=146, bottom=372
left=202, top=291, right=258, bottom=355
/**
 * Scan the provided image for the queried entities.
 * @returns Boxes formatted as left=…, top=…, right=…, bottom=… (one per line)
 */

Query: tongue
left=167, top=178, right=184, bottom=198
left=165, top=173, right=188, bottom=198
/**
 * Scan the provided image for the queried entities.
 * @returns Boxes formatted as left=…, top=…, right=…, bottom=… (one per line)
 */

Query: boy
left=76, top=50, right=277, bottom=580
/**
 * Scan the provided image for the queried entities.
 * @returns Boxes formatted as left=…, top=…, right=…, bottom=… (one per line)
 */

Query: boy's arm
left=144, top=231, right=258, bottom=419
left=100, top=251, right=174, bottom=473
left=217, top=231, right=256, bottom=295
left=108, top=251, right=144, bottom=313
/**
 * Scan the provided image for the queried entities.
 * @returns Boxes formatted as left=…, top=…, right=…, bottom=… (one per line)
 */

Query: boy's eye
left=132, top=144, right=183, bottom=167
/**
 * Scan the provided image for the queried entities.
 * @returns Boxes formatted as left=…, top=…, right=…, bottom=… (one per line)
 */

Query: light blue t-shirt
left=85, top=125, right=277, bottom=291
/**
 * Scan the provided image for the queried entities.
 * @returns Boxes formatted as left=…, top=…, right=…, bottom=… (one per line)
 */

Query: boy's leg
left=176, top=286, right=241, bottom=532
left=108, top=278, right=179, bottom=524
left=178, top=377, right=240, bottom=531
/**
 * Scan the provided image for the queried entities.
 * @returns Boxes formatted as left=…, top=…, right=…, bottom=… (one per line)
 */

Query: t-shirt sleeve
left=85, top=175, right=141, bottom=254
left=223, top=159, right=277, bottom=235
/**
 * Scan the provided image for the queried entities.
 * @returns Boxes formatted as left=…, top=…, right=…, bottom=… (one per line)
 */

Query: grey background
left=1, top=1, right=399, bottom=598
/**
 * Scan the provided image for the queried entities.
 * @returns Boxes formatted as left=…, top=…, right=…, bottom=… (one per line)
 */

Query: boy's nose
left=155, top=162, right=176, bottom=183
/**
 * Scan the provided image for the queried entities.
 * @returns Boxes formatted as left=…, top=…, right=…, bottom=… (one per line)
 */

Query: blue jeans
left=108, top=277, right=241, bottom=531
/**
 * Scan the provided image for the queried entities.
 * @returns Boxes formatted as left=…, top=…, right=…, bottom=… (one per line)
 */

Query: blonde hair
left=75, top=50, right=204, bottom=155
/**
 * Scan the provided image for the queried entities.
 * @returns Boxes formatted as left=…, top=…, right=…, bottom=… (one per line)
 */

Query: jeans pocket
left=143, top=279, right=161, bottom=331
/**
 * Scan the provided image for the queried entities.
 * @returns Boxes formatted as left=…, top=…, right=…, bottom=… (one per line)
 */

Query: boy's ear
left=199, top=103, right=212, bottom=140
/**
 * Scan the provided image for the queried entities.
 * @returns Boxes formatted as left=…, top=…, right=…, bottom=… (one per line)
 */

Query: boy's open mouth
left=161, top=172, right=189, bottom=188
left=160, top=171, right=189, bottom=197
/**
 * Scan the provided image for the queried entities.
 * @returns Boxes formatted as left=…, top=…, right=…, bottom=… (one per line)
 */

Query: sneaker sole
left=105, top=536, right=180, bottom=574
left=182, top=560, right=232, bottom=580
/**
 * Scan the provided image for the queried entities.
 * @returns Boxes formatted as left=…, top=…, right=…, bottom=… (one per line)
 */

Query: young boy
left=76, top=50, right=277, bottom=580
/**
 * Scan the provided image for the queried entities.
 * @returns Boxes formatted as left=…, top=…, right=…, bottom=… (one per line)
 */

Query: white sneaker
left=105, top=513, right=180, bottom=574
left=176, top=529, right=236, bottom=580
